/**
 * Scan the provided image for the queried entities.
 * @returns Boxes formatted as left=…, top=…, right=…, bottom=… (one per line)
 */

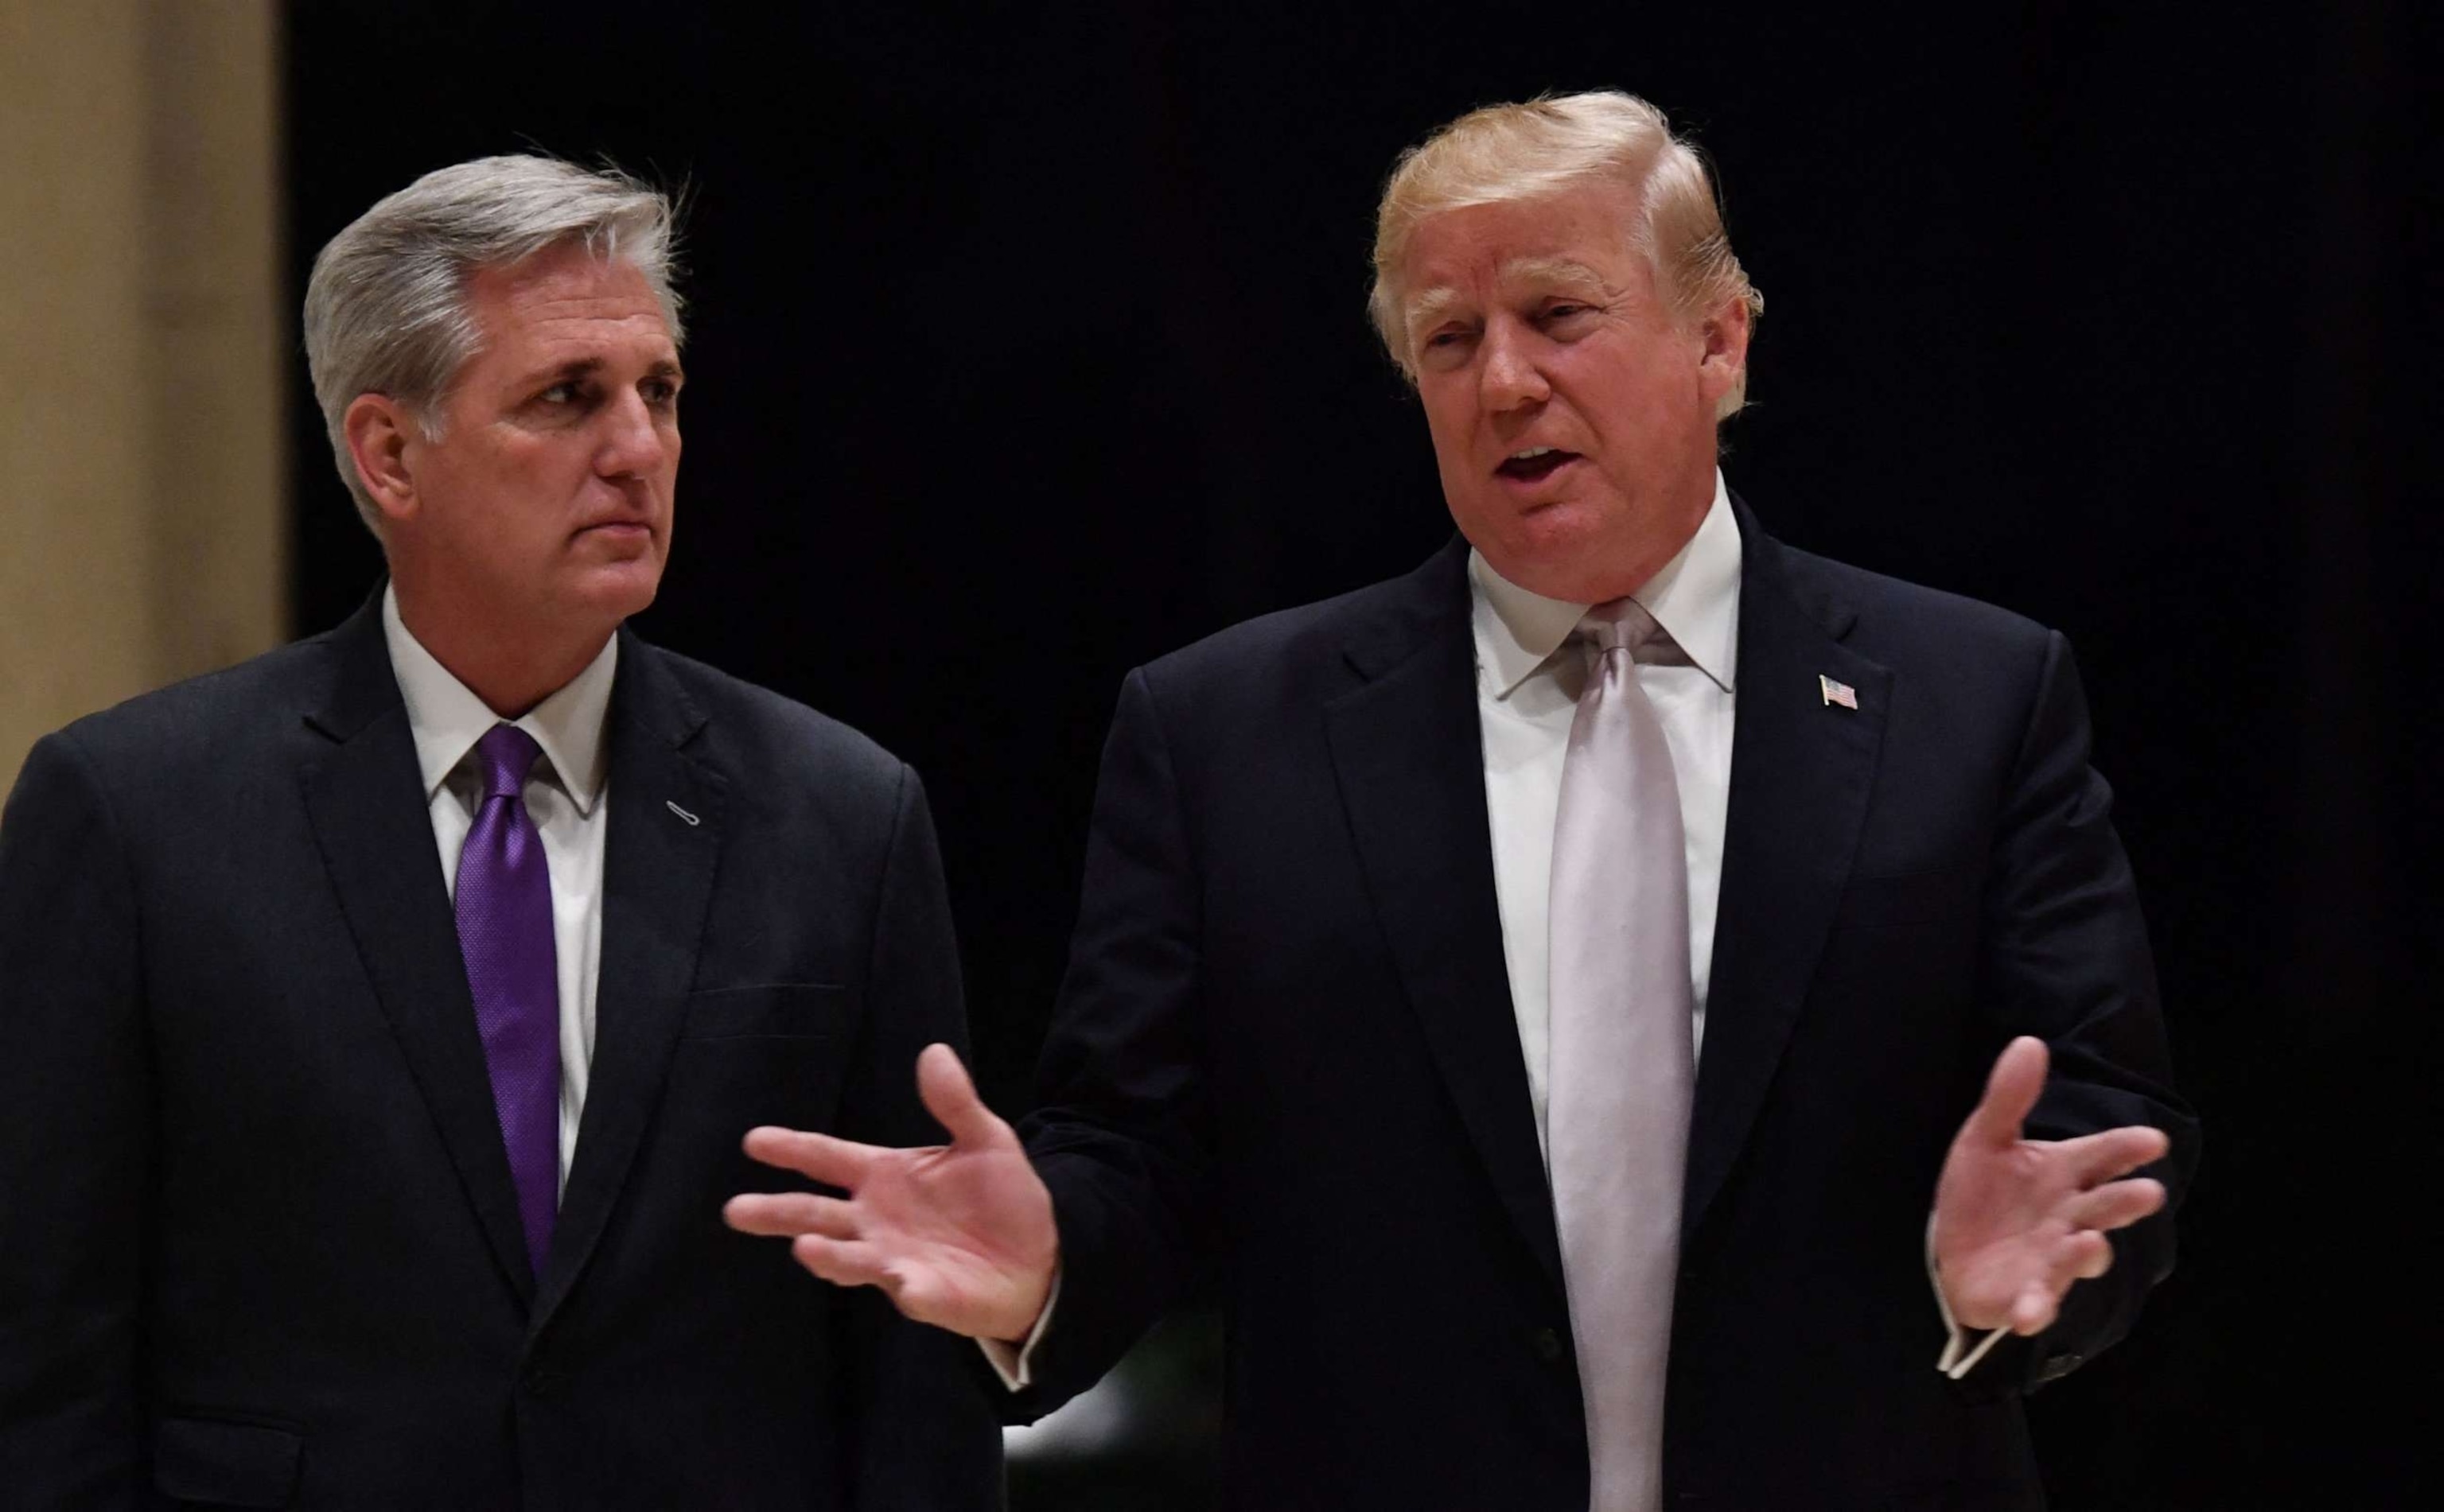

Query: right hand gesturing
left=723, top=1043, right=1059, bottom=1343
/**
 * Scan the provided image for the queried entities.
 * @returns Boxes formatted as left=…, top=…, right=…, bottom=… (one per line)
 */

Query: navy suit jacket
left=1010, top=501, right=2198, bottom=1510
left=0, top=595, right=1002, bottom=1510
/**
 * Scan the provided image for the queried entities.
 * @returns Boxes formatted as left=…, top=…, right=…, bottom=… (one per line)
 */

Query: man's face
left=1399, top=179, right=1743, bottom=601
left=395, top=242, right=683, bottom=636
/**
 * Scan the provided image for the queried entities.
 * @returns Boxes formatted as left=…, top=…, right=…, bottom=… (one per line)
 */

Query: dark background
left=284, top=2, right=2436, bottom=1506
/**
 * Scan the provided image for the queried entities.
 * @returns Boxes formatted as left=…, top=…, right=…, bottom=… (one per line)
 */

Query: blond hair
left=1368, top=91, right=1763, bottom=417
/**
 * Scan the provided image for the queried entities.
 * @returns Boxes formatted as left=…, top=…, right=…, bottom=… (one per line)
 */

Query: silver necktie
left=1546, top=598, right=1695, bottom=1512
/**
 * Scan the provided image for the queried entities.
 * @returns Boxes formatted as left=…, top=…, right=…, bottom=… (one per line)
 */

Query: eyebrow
left=1403, top=286, right=1466, bottom=336
left=521, top=355, right=685, bottom=383
left=1402, top=258, right=1617, bottom=336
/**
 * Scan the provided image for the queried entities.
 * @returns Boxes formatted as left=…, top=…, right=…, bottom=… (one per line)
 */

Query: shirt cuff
left=1926, top=1213, right=2010, bottom=1380
left=976, top=1266, right=1061, bottom=1392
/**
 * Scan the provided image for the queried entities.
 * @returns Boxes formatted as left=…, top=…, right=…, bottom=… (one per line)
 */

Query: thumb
left=915, top=1043, right=1003, bottom=1148
left=1966, top=1036, right=2047, bottom=1149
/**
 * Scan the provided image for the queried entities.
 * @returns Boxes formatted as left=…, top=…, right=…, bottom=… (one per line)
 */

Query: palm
left=724, top=1044, right=1058, bottom=1342
left=1932, top=1037, right=2170, bottom=1335
left=843, top=1137, right=1057, bottom=1322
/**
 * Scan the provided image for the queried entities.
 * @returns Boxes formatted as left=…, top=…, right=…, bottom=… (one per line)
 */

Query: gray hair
left=302, top=154, right=685, bottom=532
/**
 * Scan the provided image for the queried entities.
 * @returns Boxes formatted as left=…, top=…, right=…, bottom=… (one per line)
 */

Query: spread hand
left=725, top=1044, right=1059, bottom=1343
left=1932, top=1036, right=2170, bottom=1335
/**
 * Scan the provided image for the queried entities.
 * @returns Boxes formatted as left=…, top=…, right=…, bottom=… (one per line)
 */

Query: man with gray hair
left=0, top=154, right=1001, bottom=1508
left=728, top=93, right=2197, bottom=1509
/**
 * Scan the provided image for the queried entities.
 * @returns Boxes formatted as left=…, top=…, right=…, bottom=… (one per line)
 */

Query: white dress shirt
left=1474, top=473, right=1742, bottom=1160
left=383, top=585, right=615, bottom=1195
left=1472, top=475, right=2000, bottom=1379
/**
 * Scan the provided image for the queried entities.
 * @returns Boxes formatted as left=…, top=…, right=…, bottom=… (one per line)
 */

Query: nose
left=595, top=388, right=675, bottom=479
left=1477, top=318, right=1551, bottom=412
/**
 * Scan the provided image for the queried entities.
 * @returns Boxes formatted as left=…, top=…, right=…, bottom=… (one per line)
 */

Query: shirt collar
left=1469, top=469, right=1742, bottom=699
left=382, top=583, right=617, bottom=815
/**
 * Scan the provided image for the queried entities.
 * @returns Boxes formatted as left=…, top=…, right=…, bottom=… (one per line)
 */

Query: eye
left=538, top=382, right=578, bottom=404
left=641, top=377, right=682, bottom=407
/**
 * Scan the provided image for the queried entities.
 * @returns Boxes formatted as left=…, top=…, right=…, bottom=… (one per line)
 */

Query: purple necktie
left=453, top=723, right=560, bottom=1277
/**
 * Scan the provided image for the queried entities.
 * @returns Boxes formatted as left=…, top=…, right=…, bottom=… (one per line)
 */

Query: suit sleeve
left=831, top=764, right=1005, bottom=1510
left=0, top=732, right=150, bottom=1506
left=1966, top=629, right=2202, bottom=1395
left=1005, top=667, right=1216, bottom=1418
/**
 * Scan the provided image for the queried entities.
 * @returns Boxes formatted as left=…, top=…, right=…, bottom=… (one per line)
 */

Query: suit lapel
left=531, top=634, right=726, bottom=1336
left=1683, top=506, right=1889, bottom=1238
left=300, top=597, right=537, bottom=1302
left=1325, top=542, right=1565, bottom=1297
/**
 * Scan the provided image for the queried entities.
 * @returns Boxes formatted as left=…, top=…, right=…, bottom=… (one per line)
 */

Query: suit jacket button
left=1531, top=1326, right=1566, bottom=1364
left=522, top=1366, right=562, bottom=1399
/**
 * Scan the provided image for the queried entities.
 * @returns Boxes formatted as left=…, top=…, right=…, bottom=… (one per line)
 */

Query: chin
left=565, top=559, right=663, bottom=625
left=1508, top=504, right=1612, bottom=567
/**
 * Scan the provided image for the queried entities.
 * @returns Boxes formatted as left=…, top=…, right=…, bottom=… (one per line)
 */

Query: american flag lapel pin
left=1819, top=674, right=1858, bottom=710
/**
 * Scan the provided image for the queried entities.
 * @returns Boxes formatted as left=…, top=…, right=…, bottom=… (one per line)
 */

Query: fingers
left=2003, top=1230, right=2103, bottom=1335
left=2009, top=1280, right=2058, bottom=1335
left=741, top=1125, right=880, bottom=1186
left=1964, top=1036, right=2048, bottom=1149
left=2047, top=1225, right=2112, bottom=1281
left=916, top=1043, right=1006, bottom=1149
left=2071, top=1231, right=2115, bottom=1281
left=789, top=1234, right=896, bottom=1292
left=722, top=1191, right=859, bottom=1240
left=2009, top=1227, right=2119, bottom=1334
left=2055, top=1124, right=2173, bottom=1188
left=1952, top=1218, right=2127, bottom=1334
left=2061, top=1176, right=2166, bottom=1234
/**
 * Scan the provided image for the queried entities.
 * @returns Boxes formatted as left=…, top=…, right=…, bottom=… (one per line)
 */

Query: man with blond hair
left=0, top=155, right=1000, bottom=1508
left=729, top=92, right=2197, bottom=1510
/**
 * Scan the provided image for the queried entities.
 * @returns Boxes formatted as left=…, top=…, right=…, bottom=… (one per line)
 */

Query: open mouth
left=1496, top=446, right=1580, bottom=483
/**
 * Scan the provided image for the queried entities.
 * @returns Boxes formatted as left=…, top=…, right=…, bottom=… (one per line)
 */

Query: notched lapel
left=531, top=639, right=726, bottom=1335
left=1683, top=517, right=1889, bottom=1238
left=300, top=601, right=537, bottom=1302
left=1325, top=546, right=1564, bottom=1297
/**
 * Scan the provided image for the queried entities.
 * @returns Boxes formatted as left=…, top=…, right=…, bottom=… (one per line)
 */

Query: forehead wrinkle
left=1500, top=255, right=1613, bottom=298
left=472, top=261, right=671, bottom=343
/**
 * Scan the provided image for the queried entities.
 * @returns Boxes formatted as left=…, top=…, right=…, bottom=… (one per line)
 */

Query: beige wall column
left=0, top=0, right=285, bottom=798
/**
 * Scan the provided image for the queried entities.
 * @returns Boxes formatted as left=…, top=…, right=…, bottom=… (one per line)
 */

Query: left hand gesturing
left=1932, top=1036, right=2170, bottom=1335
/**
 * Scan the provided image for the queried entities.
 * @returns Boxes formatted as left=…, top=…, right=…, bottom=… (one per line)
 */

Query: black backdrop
left=284, top=3, right=2435, bottom=1506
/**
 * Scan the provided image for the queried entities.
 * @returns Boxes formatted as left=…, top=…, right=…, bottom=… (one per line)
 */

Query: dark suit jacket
left=1010, top=502, right=2199, bottom=1510
left=0, top=595, right=1002, bottom=1510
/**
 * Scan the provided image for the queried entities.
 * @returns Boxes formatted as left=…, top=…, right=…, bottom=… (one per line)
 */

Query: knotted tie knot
left=473, top=724, right=543, bottom=802
left=1573, top=597, right=1672, bottom=666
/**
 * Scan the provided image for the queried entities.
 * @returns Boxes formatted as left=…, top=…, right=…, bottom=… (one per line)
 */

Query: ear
left=343, top=393, right=422, bottom=527
left=1695, top=293, right=1754, bottom=405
